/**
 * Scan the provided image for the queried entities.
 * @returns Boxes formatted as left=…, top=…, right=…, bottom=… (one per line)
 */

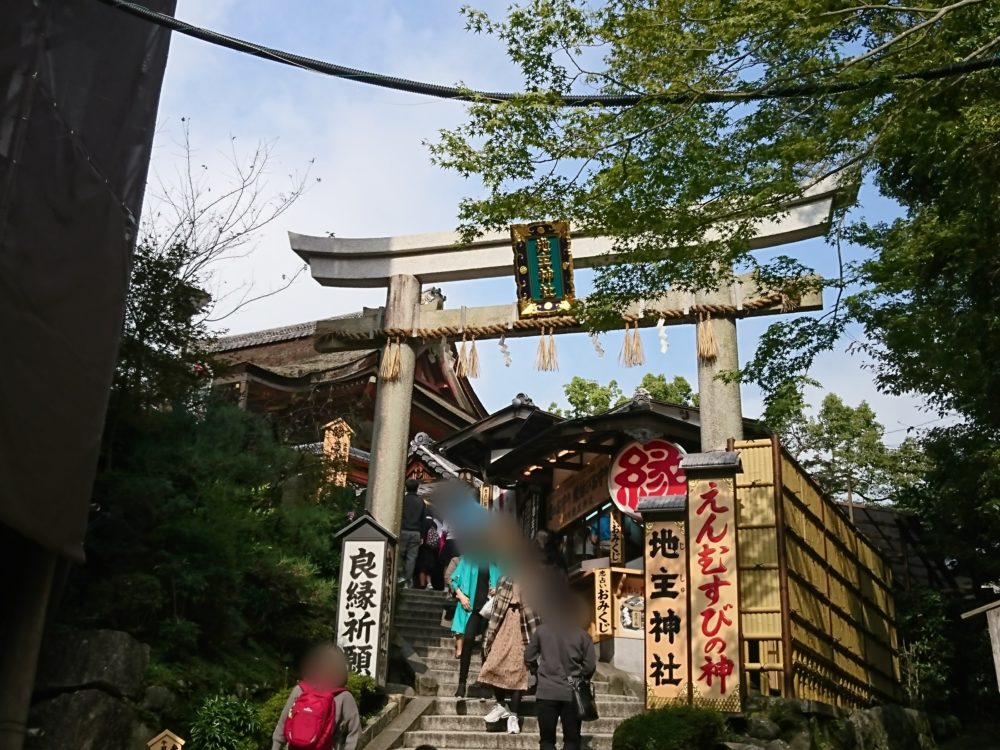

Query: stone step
left=432, top=678, right=614, bottom=695
left=417, top=715, right=625, bottom=734
left=415, top=646, right=490, bottom=663
left=401, top=730, right=613, bottom=750
left=423, top=656, right=483, bottom=671
left=394, top=616, right=455, bottom=631
left=429, top=697, right=642, bottom=719
left=398, top=592, right=451, bottom=606
left=404, top=635, right=464, bottom=650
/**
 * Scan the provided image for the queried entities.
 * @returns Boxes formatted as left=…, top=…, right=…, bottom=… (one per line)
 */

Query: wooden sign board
left=687, top=477, right=742, bottom=713
left=335, top=515, right=396, bottom=684
left=609, top=509, right=624, bottom=565
left=594, top=567, right=614, bottom=641
left=547, top=454, right=611, bottom=531
left=644, top=519, right=691, bottom=708
left=511, top=220, right=575, bottom=318
left=613, top=569, right=644, bottom=640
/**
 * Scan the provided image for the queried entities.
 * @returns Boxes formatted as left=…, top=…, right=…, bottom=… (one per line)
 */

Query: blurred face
left=304, top=647, right=348, bottom=688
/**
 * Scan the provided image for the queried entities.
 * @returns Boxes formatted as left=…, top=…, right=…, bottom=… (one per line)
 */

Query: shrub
left=348, top=672, right=387, bottom=722
left=257, top=690, right=290, bottom=742
left=190, top=695, right=262, bottom=750
left=613, top=705, right=725, bottom=750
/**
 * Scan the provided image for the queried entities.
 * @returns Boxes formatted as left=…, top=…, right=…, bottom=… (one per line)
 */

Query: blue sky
left=147, top=1, right=941, bottom=441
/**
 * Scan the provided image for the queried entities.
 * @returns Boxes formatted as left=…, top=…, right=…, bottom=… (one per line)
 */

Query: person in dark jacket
left=524, top=595, right=596, bottom=750
left=399, top=478, right=430, bottom=587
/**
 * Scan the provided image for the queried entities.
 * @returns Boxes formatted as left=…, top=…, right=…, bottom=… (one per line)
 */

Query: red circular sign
left=608, top=439, right=688, bottom=516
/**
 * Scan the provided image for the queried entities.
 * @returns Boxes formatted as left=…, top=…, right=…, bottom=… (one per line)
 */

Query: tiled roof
left=208, top=311, right=366, bottom=353
left=208, top=321, right=317, bottom=352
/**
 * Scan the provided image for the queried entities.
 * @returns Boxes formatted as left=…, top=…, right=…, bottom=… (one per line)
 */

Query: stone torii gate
left=290, top=176, right=846, bottom=537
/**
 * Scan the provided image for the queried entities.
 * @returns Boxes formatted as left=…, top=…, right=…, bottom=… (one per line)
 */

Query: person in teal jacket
left=450, top=555, right=502, bottom=696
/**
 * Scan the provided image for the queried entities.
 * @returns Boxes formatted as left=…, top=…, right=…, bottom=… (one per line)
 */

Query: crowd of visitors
left=275, top=479, right=596, bottom=750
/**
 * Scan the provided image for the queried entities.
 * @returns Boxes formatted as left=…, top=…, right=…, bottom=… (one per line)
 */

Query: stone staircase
left=391, top=587, right=644, bottom=750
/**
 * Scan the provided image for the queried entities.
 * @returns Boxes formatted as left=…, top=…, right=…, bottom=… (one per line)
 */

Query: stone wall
left=27, top=629, right=159, bottom=750
left=722, top=697, right=937, bottom=750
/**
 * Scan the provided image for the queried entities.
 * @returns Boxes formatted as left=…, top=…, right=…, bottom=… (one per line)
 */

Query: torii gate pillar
left=366, top=274, right=421, bottom=537
left=698, top=317, right=744, bottom=451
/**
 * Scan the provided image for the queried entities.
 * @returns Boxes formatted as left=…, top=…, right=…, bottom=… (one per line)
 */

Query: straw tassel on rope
left=378, top=336, right=402, bottom=382
left=467, top=335, right=480, bottom=378
left=455, top=333, right=469, bottom=377
left=619, top=319, right=645, bottom=368
left=697, top=313, right=719, bottom=363
left=535, top=327, right=559, bottom=372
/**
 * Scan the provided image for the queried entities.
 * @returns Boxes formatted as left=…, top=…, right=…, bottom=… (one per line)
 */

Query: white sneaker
left=507, top=715, right=520, bottom=734
left=484, top=703, right=510, bottom=723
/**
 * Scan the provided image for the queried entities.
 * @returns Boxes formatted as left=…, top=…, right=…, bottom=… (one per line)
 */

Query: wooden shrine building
left=435, top=391, right=902, bottom=709
left=208, top=292, right=487, bottom=486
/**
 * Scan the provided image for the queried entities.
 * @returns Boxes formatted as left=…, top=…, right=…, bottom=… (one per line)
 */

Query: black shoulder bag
left=570, top=676, right=599, bottom=722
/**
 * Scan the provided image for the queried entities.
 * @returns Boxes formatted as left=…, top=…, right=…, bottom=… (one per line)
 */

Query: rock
left=129, top=722, right=157, bottom=750
left=28, top=689, right=136, bottom=750
left=718, top=743, right=767, bottom=750
left=787, top=731, right=811, bottom=750
left=35, top=630, right=149, bottom=699
left=748, top=716, right=782, bottom=741
left=766, top=742, right=790, bottom=750
left=141, top=685, right=175, bottom=712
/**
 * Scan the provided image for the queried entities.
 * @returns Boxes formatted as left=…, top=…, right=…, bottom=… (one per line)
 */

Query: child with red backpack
left=271, top=644, right=362, bottom=750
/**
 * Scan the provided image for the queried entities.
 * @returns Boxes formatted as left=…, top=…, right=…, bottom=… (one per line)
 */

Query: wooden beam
left=315, top=273, right=823, bottom=352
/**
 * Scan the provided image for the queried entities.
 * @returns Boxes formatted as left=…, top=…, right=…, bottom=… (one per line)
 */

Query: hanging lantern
left=510, top=221, right=575, bottom=318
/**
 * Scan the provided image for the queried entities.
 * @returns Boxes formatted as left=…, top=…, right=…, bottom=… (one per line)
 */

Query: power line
left=98, top=0, right=1000, bottom=108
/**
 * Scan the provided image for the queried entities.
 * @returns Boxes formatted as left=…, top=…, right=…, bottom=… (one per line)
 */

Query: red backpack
left=284, top=682, right=348, bottom=750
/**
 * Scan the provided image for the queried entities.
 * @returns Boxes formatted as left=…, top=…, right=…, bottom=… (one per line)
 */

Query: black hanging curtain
left=0, top=0, right=176, bottom=560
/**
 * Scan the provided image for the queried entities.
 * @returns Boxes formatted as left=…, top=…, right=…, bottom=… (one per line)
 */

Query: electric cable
left=97, top=0, right=1000, bottom=107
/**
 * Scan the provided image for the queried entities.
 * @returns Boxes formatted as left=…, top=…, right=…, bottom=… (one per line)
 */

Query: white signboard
left=336, top=539, right=387, bottom=678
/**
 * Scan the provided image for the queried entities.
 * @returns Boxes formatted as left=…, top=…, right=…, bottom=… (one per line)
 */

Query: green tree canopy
left=780, top=393, right=925, bottom=503
left=550, top=373, right=697, bottom=416
left=432, top=0, right=1000, bottom=431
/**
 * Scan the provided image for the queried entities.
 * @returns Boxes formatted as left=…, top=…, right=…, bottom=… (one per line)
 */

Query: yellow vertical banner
left=687, top=477, right=742, bottom=712
left=644, top=519, right=690, bottom=708
left=594, top=567, right=614, bottom=640
left=609, top=509, right=624, bottom=565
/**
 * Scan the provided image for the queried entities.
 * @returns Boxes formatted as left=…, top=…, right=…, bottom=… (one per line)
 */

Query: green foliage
left=613, top=705, right=725, bottom=750
left=550, top=376, right=624, bottom=417
left=190, top=695, right=262, bottom=750
left=63, top=401, right=362, bottom=733
left=348, top=672, right=387, bottom=722
left=779, top=393, right=926, bottom=503
left=897, top=588, right=954, bottom=709
left=550, top=373, right=697, bottom=416
left=637, top=374, right=698, bottom=408
left=433, top=0, right=1000, bottom=439
left=257, top=690, right=290, bottom=742
left=896, top=425, right=1000, bottom=590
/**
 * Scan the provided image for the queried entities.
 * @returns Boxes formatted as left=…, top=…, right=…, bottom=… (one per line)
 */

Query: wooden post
left=697, top=316, right=744, bottom=452
left=0, top=530, right=57, bottom=750
left=366, top=274, right=421, bottom=541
